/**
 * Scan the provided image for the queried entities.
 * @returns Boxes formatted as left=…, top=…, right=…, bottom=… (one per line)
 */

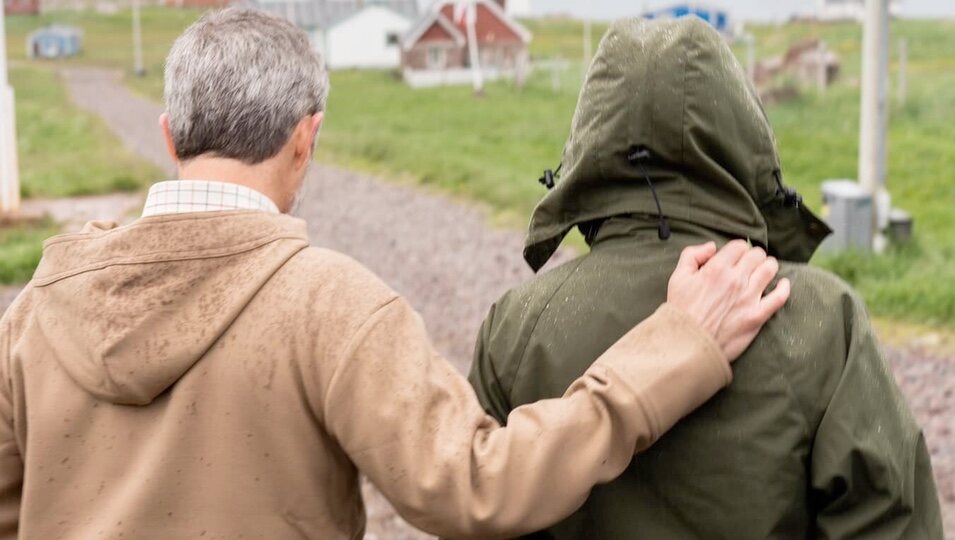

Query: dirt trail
left=3, top=67, right=945, bottom=538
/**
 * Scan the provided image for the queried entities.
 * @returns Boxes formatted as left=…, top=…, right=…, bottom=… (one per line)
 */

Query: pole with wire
left=858, top=0, right=890, bottom=251
left=0, top=4, right=21, bottom=215
left=582, top=17, right=592, bottom=80
left=132, top=0, right=145, bottom=77
left=464, top=0, right=484, bottom=96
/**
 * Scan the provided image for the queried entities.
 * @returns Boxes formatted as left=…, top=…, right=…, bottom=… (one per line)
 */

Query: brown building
left=401, top=0, right=531, bottom=87
left=4, top=0, right=40, bottom=15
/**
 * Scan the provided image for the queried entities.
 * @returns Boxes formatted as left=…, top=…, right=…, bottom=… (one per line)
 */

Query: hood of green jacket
left=524, top=17, right=831, bottom=272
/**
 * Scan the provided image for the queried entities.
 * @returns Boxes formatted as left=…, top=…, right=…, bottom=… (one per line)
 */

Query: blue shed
left=645, top=4, right=732, bottom=35
left=26, top=25, right=83, bottom=60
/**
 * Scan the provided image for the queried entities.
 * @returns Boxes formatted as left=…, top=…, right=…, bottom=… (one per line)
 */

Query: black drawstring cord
left=539, top=163, right=561, bottom=190
left=628, top=146, right=671, bottom=241
left=774, top=169, right=802, bottom=208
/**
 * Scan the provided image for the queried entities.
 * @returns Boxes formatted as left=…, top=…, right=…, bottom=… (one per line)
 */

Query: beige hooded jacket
left=0, top=211, right=730, bottom=539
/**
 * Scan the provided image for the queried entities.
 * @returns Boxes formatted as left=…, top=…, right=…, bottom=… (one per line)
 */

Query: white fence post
left=0, top=5, right=22, bottom=215
left=897, top=38, right=908, bottom=105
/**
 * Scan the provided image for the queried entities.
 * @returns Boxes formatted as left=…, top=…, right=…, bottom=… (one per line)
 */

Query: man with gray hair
left=0, top=9, right=789, bottom=539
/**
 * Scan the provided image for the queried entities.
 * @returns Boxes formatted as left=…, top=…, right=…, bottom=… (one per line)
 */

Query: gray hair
left=164, top=8, right=329, bottom=164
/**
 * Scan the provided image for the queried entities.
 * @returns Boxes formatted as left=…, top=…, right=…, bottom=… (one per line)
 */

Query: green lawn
left=0, top=218, right=58, bottom=285
left=11, top=65, right=161, bottom=198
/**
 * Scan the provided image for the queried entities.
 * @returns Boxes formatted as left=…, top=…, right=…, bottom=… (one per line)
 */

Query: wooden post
left=817, top=41, right=828, bottom=92
left=0, top=4, right=21, bottom=215
left=550, top=57, right=563, bottom=93
left=858, top=0, right=890, bottom=248
left=746, top=34, right=756, bottom=82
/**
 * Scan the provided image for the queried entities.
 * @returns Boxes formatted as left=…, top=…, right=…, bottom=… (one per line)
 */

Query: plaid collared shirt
left=142, top=180, right=280, bottom=218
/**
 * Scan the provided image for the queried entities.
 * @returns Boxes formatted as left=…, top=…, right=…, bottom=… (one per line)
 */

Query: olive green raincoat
left=469, top=17, right=942, bottom=539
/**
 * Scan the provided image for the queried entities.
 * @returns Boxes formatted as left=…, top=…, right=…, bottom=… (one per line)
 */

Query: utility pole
left=464, top=1, right=483, bottom=96
left=0, top=3, right=21, bottom=215
left=742, top=33, right=756, bottom=82
left=132, top=0, right=145, bottom=76
left=858, top=0, right=890, bottom=250
left=582, top=17, right=592, bottom=79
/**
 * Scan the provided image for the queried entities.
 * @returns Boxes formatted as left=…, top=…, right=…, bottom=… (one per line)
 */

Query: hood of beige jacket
left=30, top=211, right=310, bottom=406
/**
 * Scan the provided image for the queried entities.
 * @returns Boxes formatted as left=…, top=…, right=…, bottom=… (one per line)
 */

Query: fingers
left=674, top=242, right=717, bottom=276
left=744, top=256, right=779, bottom=299
left=707, top=239, right=750, bottom=270
left=734, top=246, right=768, bottom=278
left=754, top=278, right=791, bottom=324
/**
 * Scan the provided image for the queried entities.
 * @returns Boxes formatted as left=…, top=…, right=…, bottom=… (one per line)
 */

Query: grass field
left=0, top=218, right=59, bottom=285
left=10, top=65, right=161, bottom=198
left=3, top=10, right=954, bottom=323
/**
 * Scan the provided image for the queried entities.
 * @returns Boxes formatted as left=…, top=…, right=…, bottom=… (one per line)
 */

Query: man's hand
left=667, top=240, right=790, bottom=361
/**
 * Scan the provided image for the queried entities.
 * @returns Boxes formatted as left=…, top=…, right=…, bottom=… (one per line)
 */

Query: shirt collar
left=142, top=180, right=281, bottom=218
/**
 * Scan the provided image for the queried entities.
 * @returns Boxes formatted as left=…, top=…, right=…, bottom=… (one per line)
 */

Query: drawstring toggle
left=628, top=146, right=672, bottom=241
left=538, top=163, right=562, bottom=190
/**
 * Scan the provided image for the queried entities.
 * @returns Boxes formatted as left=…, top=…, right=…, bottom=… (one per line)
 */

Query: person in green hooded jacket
left=468, top=17, right=943, bottom=539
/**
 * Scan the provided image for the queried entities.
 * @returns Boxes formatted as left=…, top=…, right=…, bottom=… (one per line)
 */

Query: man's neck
left=178, top=157, right=287, bottom=212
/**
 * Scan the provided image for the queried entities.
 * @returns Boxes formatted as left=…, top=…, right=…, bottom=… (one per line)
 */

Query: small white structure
left=249, top=0, right=418, bottom=70
left=817, top=0, right=901, bottom=22
left=325, top=5, right=412, bottom=69
left=26, top=25, right=83, bottom=60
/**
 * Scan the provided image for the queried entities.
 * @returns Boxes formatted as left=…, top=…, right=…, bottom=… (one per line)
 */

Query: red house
left=4, top=0, right=40, bottom=15
left=401, top=0, right=531, bottom=87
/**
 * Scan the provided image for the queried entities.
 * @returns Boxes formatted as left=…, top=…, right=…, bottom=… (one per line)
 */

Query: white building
left=326, top=6, right=412, bottom=69
left=250, top=0, right=418, bottom=69
left=817, top=0, right=902, bottom=22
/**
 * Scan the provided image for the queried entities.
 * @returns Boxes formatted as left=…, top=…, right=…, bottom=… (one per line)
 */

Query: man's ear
left=159, top=113, right=179, bottom=162
left=311, top=112, right=324, bottom=141
left=294, top=112, right=324, bottom=168
left=307, top=112, right=324, bottom=155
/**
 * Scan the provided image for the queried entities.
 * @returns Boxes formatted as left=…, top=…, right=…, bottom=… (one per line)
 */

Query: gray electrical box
left=820, top=180, right=874, bottom=252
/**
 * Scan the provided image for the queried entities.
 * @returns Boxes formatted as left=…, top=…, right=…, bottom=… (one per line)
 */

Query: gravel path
left=3, top=67, right=938, bottom=538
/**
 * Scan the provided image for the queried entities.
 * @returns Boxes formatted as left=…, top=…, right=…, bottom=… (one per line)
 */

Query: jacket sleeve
left=810, top=294, right=942, bottom=539
left=0, top=320, right=21, bottom=540
left=467, top=303, right=511, bottom=425
left=322, top=296, right=731, bottom=539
